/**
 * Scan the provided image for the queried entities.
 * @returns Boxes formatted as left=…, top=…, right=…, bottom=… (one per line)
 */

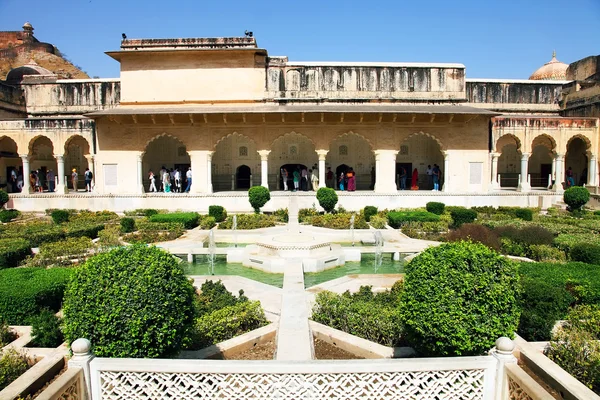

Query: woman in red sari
left=347, top=168, right=356, bottom=191
left=410, top=168, right=419, bottom=190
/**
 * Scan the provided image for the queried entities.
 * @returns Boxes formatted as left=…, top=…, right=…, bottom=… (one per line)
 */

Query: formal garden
left=0, top=186, right=599, bottom=397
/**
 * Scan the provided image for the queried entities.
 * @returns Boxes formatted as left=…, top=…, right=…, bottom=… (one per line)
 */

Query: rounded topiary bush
left=316, top=187, right=338, bottom=213
left=0, top=190, right=8, bottom=209
left=363, top=206, right=378, bottom=222
left=248, top=186, right=270, bottom=213
left=208, top=205, right=227, bottom=222
left=426, top=201, right=445, bottom=215
left=120, top=217, right=135, bottom=233
left=515, top=208, right=533, bottom=221
left=401, top=241, right=521, bottom=356
left=449, top=207, right=477, bottom=228
left=63, top=244, right=196, bottom=358
left=564, top=186, right=590, bottom=212
left=570, top=243, right=600, bottom=265
left=51, top=210, right=70, bottom=224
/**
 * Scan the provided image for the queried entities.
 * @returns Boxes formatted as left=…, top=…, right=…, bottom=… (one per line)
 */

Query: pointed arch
left=214, top=131, right=257, bottom=149
left=530, top=134, right=556, bottom=152
left=0, top=136, right=19, bottom=155
left=28, top=135, right=55, bottom=155
left=64, top=134, right=91, bottom=156
left=495, top=134, right=521, bottom=153
left=269, top=131, right=315, bottom=148
left=330, top=131, right=374, bottom=149
left=403, top=131, right=445, bottom=150
left=142, top=133, right=188, bottom=155
left=566, top=134, right=592, bottom=150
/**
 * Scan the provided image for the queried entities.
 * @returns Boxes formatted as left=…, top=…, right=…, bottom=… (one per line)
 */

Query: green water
left=181, top=253, right=404, bottom=289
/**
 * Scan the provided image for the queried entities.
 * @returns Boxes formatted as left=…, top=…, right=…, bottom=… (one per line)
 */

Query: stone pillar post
left=55, top=154, right=68, bottom=194
left=490, top=337, right=517, bottom=400
left=517, top=153, right=531, bottom=192
left=207, top=151, right=214, bottom=193
left=136, top=152, right=145, bottom=194
left=317, top=149, right=328, bottom=188
left=442, top=151, right=450, bottom=192
left=588, top=153, right=597, bottom=187
left=189, top=150, right=212, bottom=194
left=490, top=152, right=500, bottom=190
left=374, top=150, right=399, bottom=193
left=85, top=155, right=95, bottom=192
left=258, top=150, right=271, bottom=189
left=19, top=154, right=31, bottom=193
left=68, top=338, right=94, bottom=398
left=551, top=153, right=556, bottom=188
left=553, top=153, right=565, bottom=193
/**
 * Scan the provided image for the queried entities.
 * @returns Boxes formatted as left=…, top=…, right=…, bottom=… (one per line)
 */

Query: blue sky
left=1, top=0, right=598, bottom=79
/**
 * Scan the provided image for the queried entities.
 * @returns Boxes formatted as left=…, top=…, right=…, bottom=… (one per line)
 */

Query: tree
left=316, top=188, right=338, bottom=213
left=248, top=186, right=270, bottom=213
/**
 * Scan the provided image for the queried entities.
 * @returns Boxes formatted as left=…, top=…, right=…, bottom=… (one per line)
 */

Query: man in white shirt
left=185, top=167, right=192, bottom=192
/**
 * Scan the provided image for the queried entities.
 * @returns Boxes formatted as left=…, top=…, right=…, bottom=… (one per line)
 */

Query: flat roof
left=286, top=61, right=465, bottom=69
left=87, top=103, right=498, bottom=117
left=466, top=78, right=571, bottom=84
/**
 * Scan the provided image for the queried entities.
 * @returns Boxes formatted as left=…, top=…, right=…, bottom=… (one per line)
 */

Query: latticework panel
left=507, top=376, right=535, bottom=400
left=57, top=379, right=82, bottom=400
left=99, top=369, right=487, bottom=399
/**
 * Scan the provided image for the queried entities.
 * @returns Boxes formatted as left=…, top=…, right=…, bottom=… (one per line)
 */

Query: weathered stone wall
left=265, top=61, right=466, bottom=101
left=466, top=80, right=563, bottom=113
left=566, top=55, right=600, bottom=81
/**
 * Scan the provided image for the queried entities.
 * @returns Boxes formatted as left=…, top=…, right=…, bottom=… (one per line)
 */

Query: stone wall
left=466, top=80, right=563, bottom=113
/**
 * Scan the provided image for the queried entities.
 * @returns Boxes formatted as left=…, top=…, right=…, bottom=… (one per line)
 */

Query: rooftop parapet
left=119, top=37, right=258, bottom=51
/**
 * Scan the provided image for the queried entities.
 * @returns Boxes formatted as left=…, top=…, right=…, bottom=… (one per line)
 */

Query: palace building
left=0, top=23, right=598, bottom=212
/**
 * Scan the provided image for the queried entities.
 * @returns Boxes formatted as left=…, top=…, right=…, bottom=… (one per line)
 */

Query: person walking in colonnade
left=148, top=170, right=157, bottom=192
left=46, top=169, right=55, bottom=193
left=311, top=165, right=319, bottom=191
left=185, top=167, right=192, bottom=192
left=71, top=169, right=78, bottom=192
left=432, top=164, right=441, bottom=191
left=84, top=168, right=93, bottom=192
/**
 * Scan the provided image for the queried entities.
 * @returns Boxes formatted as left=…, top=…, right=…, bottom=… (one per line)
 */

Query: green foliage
left=63, top=245, right=196, bottom=358
left=447, top=223, right=500, bottom=251
left=565, top=305, right=600, bottom=339
left=123, top=230, right=183, bottom=244
left=208, top=205, right=227, bottom=222
left=527, top=244, right=566, bottom=262
left=30, top=309, right=64, bottom=347
left=248, top=186, right=271, bottom=213
left=316, top=187, right=338, bottom=213
left=0, top=222, right=65, bottom=247
left=426, top=202, right=445, bottom=215
left=120, top=217, right=135, bottom=233
left=0, top=190, right=8, bottom=209
left=298, top=206, right=320, bottom=223
left=595, top=210, right=600, bottom=216
left=0, top=348, right=29, bottom=390
left=0, top=209, right=19, bottom=223
left=495, top=225, right=555, bottom=247
left=124, top=209, right=159, bottom=217
left=63, top=221, right=105, bottom=240
left=564, top=186, right=590, bottom=212
left=312, top=282, right=405, bottom=346
left=401, top=241, right=521, bottom=356
left=190, top=301, right=268, bottom=349
left=449, top=207, right=477, bottom=228
left=515, top=208, right=533, bottom=221
left=149, top=212, right=199, bottom=229
left=51, top=209, right=70, bottom=224
left=363, top=206, right=378, bottom=222
left=570, top=243, right=600, bottom=265
left=97, top=224, right=122, bottom=250
left=25, top=237, right=93, bottom=267
left=273, top=208, right=289, bottom=223
left=0, top=267, right=72, bottom=324
left=0, top=322, right=15, bottom=346
left=199, top=216, right=216, bottom=230
left=369, top=215, right=388, bottom=229
left=387, top=211, right=440, bottom=228
left=310, top=213, right=369, bottom=230
left=196, top=280, right=247, bottom=315
left=218, top=214, right=277, bottom=230
left=0, top=238, right=30, bottom=269
left=69, top=210, right=119, bottom=223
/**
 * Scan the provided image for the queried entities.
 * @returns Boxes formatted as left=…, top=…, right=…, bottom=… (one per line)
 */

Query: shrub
left=387, top=211, right=440, bottom=228
left=124, top=209, right=159, bottom=217
left=0, top=322, right=15, bottom=346
left=196, top=280, right=248, bottom=315
left=426, top=202, right=445, bottom=215
left=528, top=244, right=566, bottom=262
left=69, top=210, right=119, bottom=223
left=248, top=186, right=270, bottom=213
left=149, top=212, right=199, bottom=229
left=515, top=208, right=533, bottom=221
left=123, top=230, right=183, bottom=244
left=97, top=224, right=122, bottom=250
left=401, top=241, right=521, bottom=356
left=564, top=305, right=600, bottom=339
left=63, top=221, right=105, bottom=240
left=447, top=224, right=500, bottom=251
left=199, top=216, right=216, bottom=230
left=273, top=208, right=289, bottom=223
left=218, top=214, right=277, bottom=230
left=363, top=206, right=378, bottom=222
left=63, top=245, right=196, bottom=358
left=298, top=207, right=320, bottom=223
left=26, top=237, right=93, bottom=267
left=0, top=267, right=73, bottom=324
left=564, top=186, right=590, bottom=212
left=370, top=215, right=387, bottom=229
left=316, top=187, right=338, bottom=213
left=0, top=238, right=31, bottom=269
left=311, top=213, right=369, bottom=230
left=190, top=301, right=268, bottom=350
left=595, top=210, right=600, bottom=216
left=208, top=205, right=227, bottom=222
left=0, top=209, right=19, bottom=223
left=570, top=243, right=600, bottom=265
left=51, top=209, right=70, bottom=224
left=0, top=190, right=8, bottom=209
left=0, top=348, right=29, bottom=390
left=449, top=207, right=477, bottom=228
left=495, top=225, right=555, bottom=246
left=120, top=217, right=135, bottom=233
left=0, top=222, right=64, bottom=247
left=30, top=309, right=64, bottom=347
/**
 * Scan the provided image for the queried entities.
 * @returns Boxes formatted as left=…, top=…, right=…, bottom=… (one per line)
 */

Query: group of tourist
left=5, top=166, right=93, bottom=193
left=148, top=166, right=192, bottom=193
left=280, top=164, right=320, bottom=192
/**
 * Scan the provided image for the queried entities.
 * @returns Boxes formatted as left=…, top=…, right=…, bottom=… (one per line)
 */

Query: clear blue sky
left=1, top=0, right=599, bottom=79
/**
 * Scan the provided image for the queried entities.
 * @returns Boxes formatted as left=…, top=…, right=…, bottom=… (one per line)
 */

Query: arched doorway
left=236, top=165, right=252, bottom=189
left=142, top=135, right=190, bottom=193
left=327, top=133, right=374, bottom=190
left=335, top=164, right=350, bottom=190
left=528, top=135, right=555, bottom=188
left=566, top=136, right=589, bottom=187
left=29, top=136, right=57, bottom=193
left=0, top=137, right=21, bottom=193
left=496, top=135, right=521, bottom=188
left=269, top=133, right=316, bottom=191
left=64, top=135, right=91, bottom=192
left=398, top=134, right=443, bottom=190
left=279, top=163, right=307, bottom=191
left=212, top=133, right=259, bottom=192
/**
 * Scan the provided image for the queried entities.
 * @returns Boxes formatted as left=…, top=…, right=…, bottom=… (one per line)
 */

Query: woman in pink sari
left=347, top=168, right=356, bottom=191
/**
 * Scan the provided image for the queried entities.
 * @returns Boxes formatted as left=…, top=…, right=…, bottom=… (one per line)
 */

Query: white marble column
left=517, top=152, right=531, bottom=192
left=490, top=152, right=500, bottom=190
left=441, top=151, right=450, bottom=192
left=207, top=151, right=214, bottom=193
left=553, top=153, right=565, bottom=193
left=258, top=150, right=270, bottom=189
left=588, top=153, right=597, bottom=187
left=136, top=152, right=144, bottom=194
left=316, top=149, right=328, bottom=188
left=189, top=150, right=213, bottom=194
left=374, top=150, right=399, bottom=193
left=19, top=154, right=31, bottom=193
left=55, top=154, right=67, bottom=194
left=85, top=155, right=95, bottom=192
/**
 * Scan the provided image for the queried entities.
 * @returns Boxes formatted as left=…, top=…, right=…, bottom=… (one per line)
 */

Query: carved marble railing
left=35, top=367, right=86, bottom=400
left=505, top=363, right=552, bottom=400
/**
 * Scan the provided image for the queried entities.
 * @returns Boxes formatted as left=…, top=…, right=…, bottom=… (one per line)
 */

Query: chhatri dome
left=529, top=51, right=568, bottom=80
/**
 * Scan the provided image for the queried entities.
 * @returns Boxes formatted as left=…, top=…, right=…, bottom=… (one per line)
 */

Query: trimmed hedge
left=564, top=186, right=590, bottom=212
left=248, top=186, right=270, bottom=213
left=64, top=221, right=105, bottom=240
left=1, top=222, right=64, bottom=247
left=0, top=190, right=8, bottom=209
left=401, top=242, right=521, bottom=356
left=63, top=245, right=196, bottom=358
left=426, top=202, right=445, bottom=215
left=316, top=188, right=338, bottom=213
left=310, top=213, right=369, bottom=230
left=218, top=214, right=277, bottom=230
left=208, top=205, right=227, bottom=222
left=449, top=207, right=477, bottom=227
left=51, top=210, right=70, bottom=224
left=0, top=238, right=31, bottom=269
left=0, top=267, right=73, bottom=324
left=515, top=208, right=533, bottom=221
left=363, top=206, right=378, bottom=222
left=570, top=243, right=600, bottom=265
left=387, top=211, right=440, bottom=228
left=120, top=217, right=135, bottom=233
left=199, top=216, right=216, bottom=230
left=149, top=212, right=200, bottom=229
left=0, top=209, right=19, bottom=223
